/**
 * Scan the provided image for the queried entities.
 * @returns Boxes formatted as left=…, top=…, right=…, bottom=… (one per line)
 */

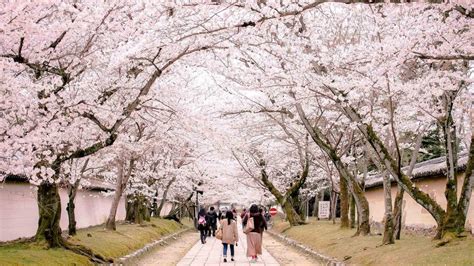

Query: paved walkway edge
left=266, top=230, right=343, bottom=266
left=118, top=227, right=193, bottom=263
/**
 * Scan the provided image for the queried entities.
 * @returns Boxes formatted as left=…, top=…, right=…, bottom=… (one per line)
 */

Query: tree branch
left=413, top=52, right=474, bottom=61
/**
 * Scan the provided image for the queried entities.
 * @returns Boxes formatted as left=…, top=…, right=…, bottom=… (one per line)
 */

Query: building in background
left=0, top=176, right=173, bottom=241
left=365, top=153, right=473, bottom=235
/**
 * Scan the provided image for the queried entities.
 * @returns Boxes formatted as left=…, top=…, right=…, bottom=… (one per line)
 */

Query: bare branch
left=49, top=31, right=67, bottom=49
left=81, top=113, right=111, bottom=132
left=413, top=52, right=474, bottom=61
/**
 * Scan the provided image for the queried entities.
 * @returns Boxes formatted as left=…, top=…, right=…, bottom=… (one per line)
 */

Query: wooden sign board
left=318, top=201, right=330, bottom=219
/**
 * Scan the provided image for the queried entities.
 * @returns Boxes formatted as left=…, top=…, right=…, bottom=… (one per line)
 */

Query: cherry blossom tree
left=1, top=0, right=473, bottom=252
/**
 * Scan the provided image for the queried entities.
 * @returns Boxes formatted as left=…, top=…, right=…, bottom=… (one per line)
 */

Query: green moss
left=0, top=218, right=186, bottom=265
left=0, top=242, right=92, bottom=266
left=272, top=218, right=474, bottom=265
left=69, top=218, right=183, bottom=261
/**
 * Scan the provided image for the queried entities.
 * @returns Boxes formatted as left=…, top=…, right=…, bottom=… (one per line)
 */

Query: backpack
left=198, top=216, right=206, bottom=225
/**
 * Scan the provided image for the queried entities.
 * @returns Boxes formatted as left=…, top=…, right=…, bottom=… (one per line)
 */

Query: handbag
left=216, top=227, right=223, bottom=240
left=244, top=217, right=254, bottom=234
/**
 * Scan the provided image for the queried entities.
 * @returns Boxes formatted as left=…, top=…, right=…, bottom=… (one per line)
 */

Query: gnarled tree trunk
left=36, top=182, right=63, bottom=247
left=260, top=162, right=307, bottom=226
left=438, top=132, right=474, bottom=239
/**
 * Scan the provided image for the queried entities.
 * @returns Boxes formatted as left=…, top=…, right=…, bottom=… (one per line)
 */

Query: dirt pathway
left=132, top=231, right=199, bottom=266
left=263, top=233, right=323, bottom=266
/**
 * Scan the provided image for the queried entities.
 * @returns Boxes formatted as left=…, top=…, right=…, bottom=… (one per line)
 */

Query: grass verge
left=0, top=218, right=188, bottom=265
left=271, top=218, right=474, bottom=265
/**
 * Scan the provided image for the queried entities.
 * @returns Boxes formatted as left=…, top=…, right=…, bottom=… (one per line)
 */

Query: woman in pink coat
left=220, top=211, right=239, bottom=262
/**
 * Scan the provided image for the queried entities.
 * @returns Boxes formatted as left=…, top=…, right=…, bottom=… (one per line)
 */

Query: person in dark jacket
left=242, top=204, right=267, bottom=262
left=197, top=208, right=208, bottom=244
left=259, top=207, right=268, bottom=231
left=206, top=206, right=218, bottom=237
left=240, top=208, right=248, bottom=228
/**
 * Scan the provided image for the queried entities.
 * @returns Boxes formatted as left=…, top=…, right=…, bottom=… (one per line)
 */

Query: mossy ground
left=272, top=218, right=474, bottom=265
left=0, top=218, right=189, bottom=265
left=0, top=241, right=91, bottom=266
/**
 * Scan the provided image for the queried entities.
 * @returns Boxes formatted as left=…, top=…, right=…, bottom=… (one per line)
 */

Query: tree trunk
left=438, top=92, right=461, bottom=239
left=382, top=172, right=395, bottom=245
left=294, top=101, right=370, bottom=235
left=156, top=197, right=166, bottom=218
left=157, top=176, right=176, bottom=217
left=323, top=87, right=447, bottom=234
left=312, top=192, right=320, bottom=217
left=126, top=193, right=149, bottom=224
left=393, top=185, right=404, bottom=240
left=438, top=132, right=474, bottom=239
left=393, top=130, right=423, bottom=240
left=66, top=179, right=80, bottom=236
left=106, top=159, right=134, bottom=230
left=289, top=187, right=304, bottom=220
left=343, top=105, right=446, bottom=233
left=340, top=177, right=350, bottom=228
left=331, top=191, right=338, bottom=224
left=151, top=190, right=158, bottom=217
left=36, top=182, right=63, bottom=247
left=260, top=161, right=308, bottom=226
left=350, top=195, right=356, bottom=228
left=282, top=199, right=304, bottom=226
left=66, top=158, right=89, bottom=236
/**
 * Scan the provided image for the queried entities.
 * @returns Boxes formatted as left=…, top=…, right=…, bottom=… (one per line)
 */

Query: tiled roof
left=365, top=152, right=469, bottom=188
left=3, top=174, right=115, bottom=191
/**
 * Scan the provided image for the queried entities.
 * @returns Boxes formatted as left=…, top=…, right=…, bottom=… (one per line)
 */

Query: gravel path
left=134, top=231, right=199, bottom=266
left=262, top=232, right=323, bottom=266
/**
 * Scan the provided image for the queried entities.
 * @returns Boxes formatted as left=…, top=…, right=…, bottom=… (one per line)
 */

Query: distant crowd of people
left=197, top=204, right=272, bottom=263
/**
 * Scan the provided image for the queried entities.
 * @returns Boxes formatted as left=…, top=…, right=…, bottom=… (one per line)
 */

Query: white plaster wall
left=0, top=183, right=126, bottom=241
left=365, top=173, right=474, bottom=233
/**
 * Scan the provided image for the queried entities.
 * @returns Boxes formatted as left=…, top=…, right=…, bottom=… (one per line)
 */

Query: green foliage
left=418, top=127, right=446, bottom=162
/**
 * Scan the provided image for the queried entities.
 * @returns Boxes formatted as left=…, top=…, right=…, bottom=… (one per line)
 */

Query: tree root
left=435, top=231, right=462, bottom=248
left=61, top=239, right=112, bottom=264
left=281, top=226, right=292, bottom=234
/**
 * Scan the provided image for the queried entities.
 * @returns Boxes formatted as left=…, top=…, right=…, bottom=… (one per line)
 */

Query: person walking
left=218, top=208, right=227, bottom=221
left=240, top=208, right=247, bottom=228
left=197, top=208, right=208, bottom=244
left=219, top=211, right=239, bottom=263
left=243, top=204, right=267, bottom=263
left=207, top=206, right=218, bottom=237
left=258, top=207, right=268, bottom=232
